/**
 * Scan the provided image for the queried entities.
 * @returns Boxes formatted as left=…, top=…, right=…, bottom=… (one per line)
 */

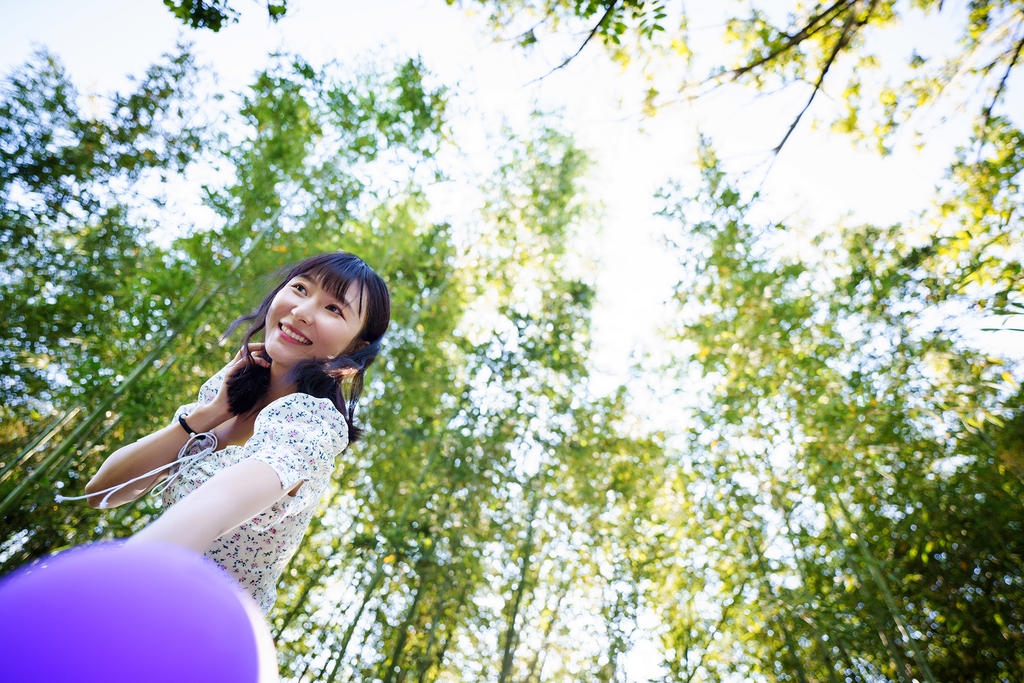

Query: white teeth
left=280, top=325, right=312, bottom=345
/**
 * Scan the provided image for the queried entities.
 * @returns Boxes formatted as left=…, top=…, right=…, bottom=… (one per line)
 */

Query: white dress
left=165, top=366, right=349, bottom=614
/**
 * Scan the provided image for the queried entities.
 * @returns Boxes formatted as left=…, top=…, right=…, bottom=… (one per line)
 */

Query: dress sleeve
left=244, top=393, right=349, bottom=516
left=173, top=365, right=230, bottom=422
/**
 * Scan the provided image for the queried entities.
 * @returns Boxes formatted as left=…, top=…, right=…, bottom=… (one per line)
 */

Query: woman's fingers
left=226, top=343, right=270, bottom=370
left=246, top=342, right=271, bottom=368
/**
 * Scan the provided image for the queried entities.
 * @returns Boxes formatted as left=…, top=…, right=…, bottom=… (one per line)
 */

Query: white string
left=55, top=431, right=218, bottom=509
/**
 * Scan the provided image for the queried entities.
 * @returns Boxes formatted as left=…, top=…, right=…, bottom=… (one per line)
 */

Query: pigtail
left=225, top=348, right=272, bottom=415
left=285, top=337, right=382, bottom=443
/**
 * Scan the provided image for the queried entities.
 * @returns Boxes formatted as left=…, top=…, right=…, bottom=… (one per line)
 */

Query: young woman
left=69, top=252, right=390, bottom=614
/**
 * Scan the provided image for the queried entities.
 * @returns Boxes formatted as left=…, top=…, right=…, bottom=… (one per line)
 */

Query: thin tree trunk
left=0, top=407, right=82, bottom=484
left=273, top=487, right=355, bottom=638
left=382, top=562, right=427, bottom=683
left=832, top=493, right=937, bottom=683
left=764, top=473, right=838, bottom=683
left=348, top=597, right=388, bottom=682
left=745, top=532, right=810, bottom=683
left=295, top=652, right=317, bottom=682
left=526, top=565, right=576, bottom=682
left=418, top=585, right=468, bottom=683
left=684, top=553, right=758, bottom=683
left=832, top=632, right=863, bottom=682
left=498, top=490, right=541, bottom=683
left=322, top=561, right=387, bottom=682
left=816, top=628, right=843, bottom=683
left=273, top=560, right=332, bottom=639
left=823, top=504, right=913, bottom=682
left=414, top=593, right=445, bottom=683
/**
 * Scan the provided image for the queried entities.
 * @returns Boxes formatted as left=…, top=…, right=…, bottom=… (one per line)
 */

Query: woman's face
left=264, top=274, right=367, bottom=368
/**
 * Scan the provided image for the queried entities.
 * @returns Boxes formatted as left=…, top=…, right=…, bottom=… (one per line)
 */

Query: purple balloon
left=0, top=542, right=277, bottom=682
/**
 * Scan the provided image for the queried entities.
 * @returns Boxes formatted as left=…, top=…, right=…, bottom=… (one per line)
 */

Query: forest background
left=1, top=0, right=1022, bottom=681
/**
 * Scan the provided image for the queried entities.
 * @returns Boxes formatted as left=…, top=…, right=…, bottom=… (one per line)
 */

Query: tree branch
left=981, top=25, right=1024, bottom=132
left=773, top=0, right=877, bottom=156
left=725, top=0, right=854, bottom=82
left=529, top=0, right=619, bottom=83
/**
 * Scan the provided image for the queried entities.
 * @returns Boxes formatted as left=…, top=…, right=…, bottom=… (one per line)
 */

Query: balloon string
left=55, top=432, right=218, bottom=509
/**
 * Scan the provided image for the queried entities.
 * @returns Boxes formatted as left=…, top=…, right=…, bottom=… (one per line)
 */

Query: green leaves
left=0, top=49, right=208, bottom=424
left=0, top=46, right=666, bottom=682
left=463, top=0, right=1022, bottom=149
left=657, top=140, right=1023, bottom=680
left=162, top=0, right=276, bottom=31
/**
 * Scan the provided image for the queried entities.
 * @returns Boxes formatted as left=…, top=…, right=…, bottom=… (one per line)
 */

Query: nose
left=291, top=298, right=316, bottom=324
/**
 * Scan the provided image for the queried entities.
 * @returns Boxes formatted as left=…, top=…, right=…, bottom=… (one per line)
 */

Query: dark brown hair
left=223, top=252, right=391, bottom=442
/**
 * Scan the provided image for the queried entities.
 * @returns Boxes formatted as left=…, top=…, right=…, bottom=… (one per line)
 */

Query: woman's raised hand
left=207, top=343, right=272, bottom=417
left=240, top=342, right=272, bottom=369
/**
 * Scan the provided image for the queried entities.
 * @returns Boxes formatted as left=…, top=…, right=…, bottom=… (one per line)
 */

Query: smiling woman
left=222, top=252, right=391, bottom=439
left=57, top=251, right=391, bottom=615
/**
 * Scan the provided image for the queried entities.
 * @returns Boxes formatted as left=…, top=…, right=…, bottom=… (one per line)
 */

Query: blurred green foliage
left=649, top=139, right=1023, bottom=680
left=456, top=0, right=1023, bottom=153
left=0, top=47, right=661, bottom=681
left=162, top=0, right=288, bottom=30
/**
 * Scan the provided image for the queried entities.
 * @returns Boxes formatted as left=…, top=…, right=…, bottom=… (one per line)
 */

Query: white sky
left=3, top=2, right=1020, bottom=679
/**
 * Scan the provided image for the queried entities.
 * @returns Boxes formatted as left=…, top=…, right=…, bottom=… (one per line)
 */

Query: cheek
left=266, top=295, right=285, bottom=321
left=267, top=292, right=297, bottom=323
left=323, top=322, right=358, bottom=354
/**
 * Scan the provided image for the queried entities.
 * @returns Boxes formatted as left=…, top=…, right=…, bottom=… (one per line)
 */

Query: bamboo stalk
left=525, top=564, right=576, bottom=682
left=415, top=583, right=469, bottom=683
left=498, top=488, right=541, bottom=683
left=745, top=531, right=811, bottom=683
left=332, top=562, right=387, bottom=672
left=381, top=560, right=427, bottom=683
left=0, top=406, right=82, bottom=484
left=832, top=493, right=937, bottom=683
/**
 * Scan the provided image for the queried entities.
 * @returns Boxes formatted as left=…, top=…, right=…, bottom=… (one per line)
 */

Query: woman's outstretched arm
left=126, top=459, right=294, bottom=553
left=83, top=345, right=269, bottom=508
left=83, top=401, right=230, bottom=508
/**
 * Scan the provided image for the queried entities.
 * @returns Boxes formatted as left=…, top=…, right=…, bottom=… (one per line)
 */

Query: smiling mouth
left=279, top=323, right=312, bottom=345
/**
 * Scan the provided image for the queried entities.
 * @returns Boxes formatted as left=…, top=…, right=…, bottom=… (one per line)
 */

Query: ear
left=336, top=366, right=359, bottom=378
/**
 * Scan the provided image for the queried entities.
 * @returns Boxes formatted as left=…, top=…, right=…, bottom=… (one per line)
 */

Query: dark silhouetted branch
left=530, top=0, right=619, bottom=82
left=773, top=0, right=877, bottom=156
left=981, top=27, right=1024, bottom=132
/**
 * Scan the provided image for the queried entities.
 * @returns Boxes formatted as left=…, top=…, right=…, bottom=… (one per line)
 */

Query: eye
left=292, top=282, right=307, bottom=294
left=327, top=304, right=345, bottom=318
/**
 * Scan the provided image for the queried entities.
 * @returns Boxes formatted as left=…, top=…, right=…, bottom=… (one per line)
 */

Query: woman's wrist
left=181, top=403, right=230, bottom=433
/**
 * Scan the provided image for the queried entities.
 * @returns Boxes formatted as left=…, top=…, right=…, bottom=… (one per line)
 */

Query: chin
left=267, top=341, right=317, bottom=367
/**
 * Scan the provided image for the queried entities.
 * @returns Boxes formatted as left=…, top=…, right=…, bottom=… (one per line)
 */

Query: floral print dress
left=165, top=367, right=348, bottom=614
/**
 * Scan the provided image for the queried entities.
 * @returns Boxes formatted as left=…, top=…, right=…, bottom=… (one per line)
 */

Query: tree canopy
left=3, top=2, right=1022, bottom=680
left=454, top=0, right=1023, bottom=153
left=162, top=0, right=289, bottom=30
left=0, top=47, right=662, bottom=680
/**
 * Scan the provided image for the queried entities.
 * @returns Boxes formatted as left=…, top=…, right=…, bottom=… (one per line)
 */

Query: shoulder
left=254, top=393, right=349, bottom=451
